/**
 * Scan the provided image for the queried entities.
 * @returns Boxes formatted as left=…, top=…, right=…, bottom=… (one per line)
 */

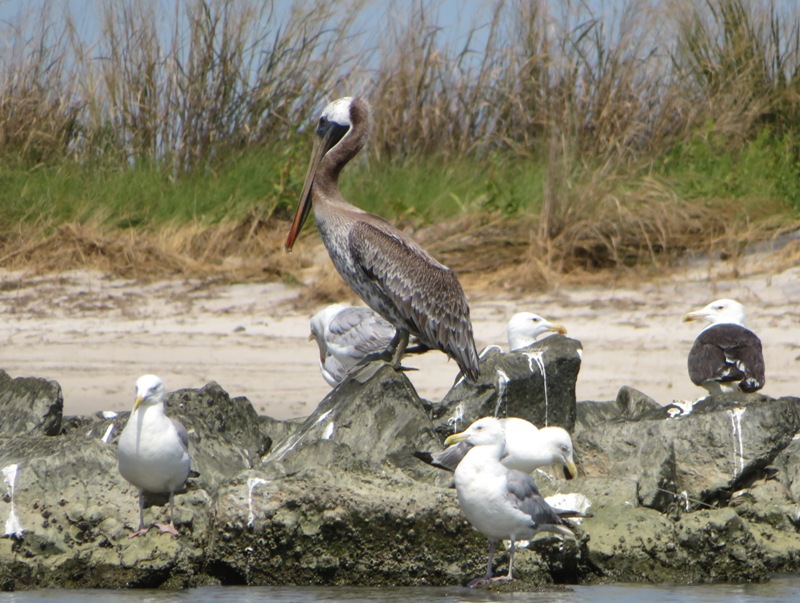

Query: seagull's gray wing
left=171, top=417, right=199, bottom=477
left=327, top=306, right=396, bottom=360
left=322, top=354, right=349, bottom=385
left=414, top=441, right=473, bottom=472
left=505, top=470, right=570, bottom=530
left=171, top=417, right=190, bottom=454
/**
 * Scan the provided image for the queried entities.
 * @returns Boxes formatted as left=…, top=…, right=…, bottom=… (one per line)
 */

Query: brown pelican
left=286, top=96, right=480, bottom=381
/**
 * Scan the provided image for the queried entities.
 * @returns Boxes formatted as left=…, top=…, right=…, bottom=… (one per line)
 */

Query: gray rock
left=576, top=386, right=663, bottom=428
left=540, top=476, right=769, bottom=583
left=0, top=432, right=213, bottom=589
left=574, top=394, right=800, bottom=512
left=263, top=364, right=441, bottom=479
left=429, top=335, right=582, bottom=438
left=259, top=415, right=303, bottom=453
left=208, top=467, right=482, bottom=586
left=0, top=371, right=63, bottom=436
left=0, top=367, right=798, bottom=590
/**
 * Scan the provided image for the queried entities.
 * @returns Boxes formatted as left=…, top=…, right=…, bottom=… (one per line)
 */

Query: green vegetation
left=0, top=0, right=798, bottom=281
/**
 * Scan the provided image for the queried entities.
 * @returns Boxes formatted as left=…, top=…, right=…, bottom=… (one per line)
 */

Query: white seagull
left=507, top=312, right=567, bottom=351
left=415, top=417, right=577, bottom=480
left=118, top=375, right=193, bottom=537
left=309, top=304, right=397, bottom=386
left=683, top=299, right=765, bottom=395
left=445, top=417, right=577, bottom=587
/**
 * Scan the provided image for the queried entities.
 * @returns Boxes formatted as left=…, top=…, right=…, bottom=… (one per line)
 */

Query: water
left=2, top=576, right=799, bottom=603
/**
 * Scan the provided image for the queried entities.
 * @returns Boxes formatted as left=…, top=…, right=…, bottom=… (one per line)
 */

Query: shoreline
left=1, top=258, right=798, bottom=420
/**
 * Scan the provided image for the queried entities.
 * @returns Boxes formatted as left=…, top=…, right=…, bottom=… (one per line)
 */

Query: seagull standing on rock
left=683, top=298, right=765, bottom=396
left=445, top=417, right=578, bottom=587
left=118, top=375, right=193, bottom=538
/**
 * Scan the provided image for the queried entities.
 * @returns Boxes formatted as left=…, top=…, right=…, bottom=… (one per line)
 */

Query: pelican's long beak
left=132, top=395, right=144, bottom=413
left=444, top=431, right=468, bottom=447
left=563, top=458, right=578, bottom=480
left=285, top=126, right=339, bottom=251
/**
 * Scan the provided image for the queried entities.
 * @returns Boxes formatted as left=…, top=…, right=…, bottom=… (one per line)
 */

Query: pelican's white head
left=318, top=97, right=354, bottom=131
left=133, top=374, right=166, bottom=413
left=683, top=298, right=747, bottom=329
left=507, top=312, right=567, bottom=351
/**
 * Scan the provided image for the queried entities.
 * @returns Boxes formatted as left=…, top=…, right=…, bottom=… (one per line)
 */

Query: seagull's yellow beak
left=549, top=323, right=568, bottom=335
left=563, top=458, right=578, bottom=480
left=133, top=395, right=144, bottom=413
left=444, top=431, right=468, bottom=446
left=683, top=310, right=703, bottom=323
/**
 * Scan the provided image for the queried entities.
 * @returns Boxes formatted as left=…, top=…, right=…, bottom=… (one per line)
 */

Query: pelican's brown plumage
left=285, top=96, right=480, bottom=381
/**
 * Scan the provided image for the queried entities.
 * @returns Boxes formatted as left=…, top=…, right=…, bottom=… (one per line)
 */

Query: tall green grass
left=0, top=0, right=799, bottom=278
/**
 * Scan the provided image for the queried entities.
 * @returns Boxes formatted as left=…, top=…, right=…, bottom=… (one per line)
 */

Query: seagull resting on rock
left=445, top=417, right=578, bottom=587
left=415, top=417, right=577, bottom=479
left=507, top=312, right=567, bottom=351
left=118, top=375, right=193, bottom=537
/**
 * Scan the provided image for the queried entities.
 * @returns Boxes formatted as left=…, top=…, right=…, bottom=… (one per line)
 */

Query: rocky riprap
left=1, top=333, right=799, bottom=590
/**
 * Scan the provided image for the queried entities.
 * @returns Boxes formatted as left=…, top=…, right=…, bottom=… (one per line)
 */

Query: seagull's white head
left=538, top=426, right=578, bottom=480
left=444, top=416, right=506, bottom=448
left=683, top=298, right=747, bottom=328
left=309, top=304, right=348, bottom=360
left=507, top=312, right=567, bottom=351
left=133, top=374, right=166, bottom=412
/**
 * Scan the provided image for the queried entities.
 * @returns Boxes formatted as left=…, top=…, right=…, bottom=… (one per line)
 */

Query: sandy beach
left=1, top=253, right=798, bottom=420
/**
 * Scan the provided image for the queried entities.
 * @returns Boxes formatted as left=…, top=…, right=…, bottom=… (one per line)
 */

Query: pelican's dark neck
left=315, top=99, right=369, bottom=199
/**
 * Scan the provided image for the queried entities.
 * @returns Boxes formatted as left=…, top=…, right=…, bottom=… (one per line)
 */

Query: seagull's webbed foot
left=128, top=526, right=152, bottom=538
left=155, top=522, right=180, bottom=536
left=467, top=575, right=512, bottom=589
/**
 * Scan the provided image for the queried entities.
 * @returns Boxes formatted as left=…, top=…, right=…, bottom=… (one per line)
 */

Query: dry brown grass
left=1, top=208, right=796, bottom=301
left=0, top=216, right=312, bottom=282
left=0, top=0, right=798, bottom=294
